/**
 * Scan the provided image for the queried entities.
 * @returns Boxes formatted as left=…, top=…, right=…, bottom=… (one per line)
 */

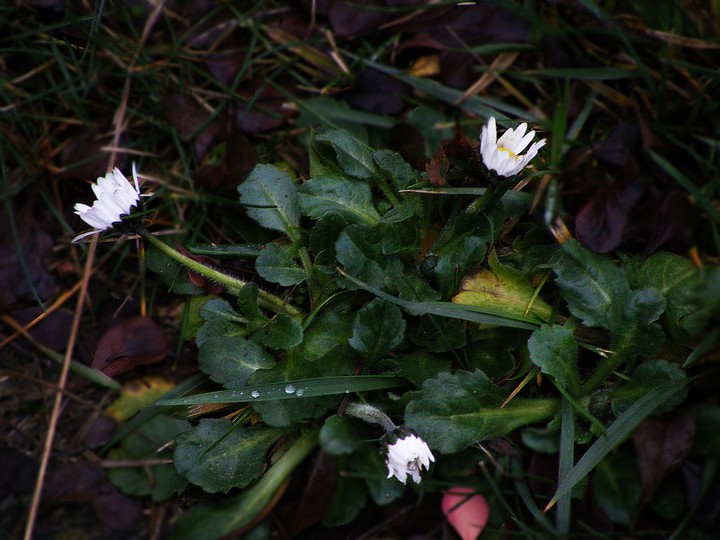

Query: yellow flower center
left=498, top=146, right=519, bottom=161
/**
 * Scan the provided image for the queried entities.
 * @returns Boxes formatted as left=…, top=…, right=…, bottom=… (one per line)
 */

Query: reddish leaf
left=426, top=144, right=449, bottom=187
left=0, top=447, right=37, bottom=497
left=0, top=203, right=57, bottom=310
left=206, top=51, right=247, bottom=88
left=42, top=462, right=112, bottom=504
left=82, top=416, right=117, bottom=449
left=342, top=69, right=409, bottom=115
left=8, top=306, right=73, bottom=351
left=177, top=246, right=226, bottom=295
left=632, top=411, right=695, bottom=508
left=92, top=317, right=168, bottom=377
left=442, top=487, right=489, bottom=540
left=329, top=0, right=390, bottom=38
left=575, top=178, right=645, bottom=253
left=92, top=492, right=142, bottom=531
left=59, top=127, right=130, bottom=181
left=165, top=95, right=225, bottom=161
left=235, top=79, right=292, bottom=133
left=283, top=452, right=338, bottom=537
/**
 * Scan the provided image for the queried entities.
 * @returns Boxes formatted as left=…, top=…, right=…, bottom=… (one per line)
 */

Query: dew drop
left=285, top=384, right=296, bottom=394
left=251, top=390, right=260, bottom=398
left=295, top=388, right=304, bottom=397
left=344, top=390, right=350, bottom=394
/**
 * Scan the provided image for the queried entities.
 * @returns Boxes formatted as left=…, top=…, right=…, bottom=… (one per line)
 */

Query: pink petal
left=442, top=487, right=489, bottom=540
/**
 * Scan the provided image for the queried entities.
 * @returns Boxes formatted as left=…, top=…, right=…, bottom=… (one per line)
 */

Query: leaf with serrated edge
left=299, top=175, right=380, bottom=224
left=405, top=370, right=558, bottom=453
left=238, top=164, right=300, bottom=239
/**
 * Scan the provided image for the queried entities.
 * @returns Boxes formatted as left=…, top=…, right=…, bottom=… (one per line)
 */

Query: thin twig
left=23, top=237, right=98, bottom=540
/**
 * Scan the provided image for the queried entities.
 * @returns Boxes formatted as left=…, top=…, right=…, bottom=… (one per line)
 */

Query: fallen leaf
left=575, top=177, right=645, bottom=253
left=442, top=486, right=489, bottom=540
left=42, top=462, right=113, bottom=505
left=235, top=79, right=292, bottom=133
left=632, top=411, right=695, bottom=508
left=342, top=68, right=409, bottom=115
left=106, top=376, right=176, bottom=421
left=92, top=492, right=142, bottom=531
left=92, top=316, right=168, bottom=377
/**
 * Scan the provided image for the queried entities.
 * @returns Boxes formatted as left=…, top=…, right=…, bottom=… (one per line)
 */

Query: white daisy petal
left=479, top=117, right=545, bottom=177
left=72, top=165, right=142, bottom=243
left=384, top=432, right=435, bottom=485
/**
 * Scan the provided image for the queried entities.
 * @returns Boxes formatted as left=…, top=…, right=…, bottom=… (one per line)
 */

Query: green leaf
left=408, top=316, right=466, bottom=353
left=611, top=360, right=687, bottom=417
left=299, top=175, right=380, bottom=224
left=373, top=149, right=417, bottom=191
left=156, top=375, right=408, bottom=406
left=349, top=299, right=406, bottom=360
left=309, top=212, right=348, bottom=274
left=405, top=370, right=559, bottom=453
left=238, top=164, right=300, bottom=238
left=336, top=225, right=386, bottom=290
left=554, top=240, right=630, bottom=331
left=547, top=376, right=691, bottom=508
left=689, top=404, right=720, bottom=456
left=237, top=283, right=260, bottom=319
left=174, top=419, right=284, bottom=493
left=319, top=415, right=362, bottom=456
left=146, top=242, right=203, bottom=295
left=170, top=432, right=317, bottom=540
left=316, top=130, right=378, bottom=179
left=322, top=476, right=367, bottom=527
left=395, top=351, right=451, bottom=387
left=252, top=313, right=304, bottom=350
left=199, top=298, right=245, bottom=323
left=434, top=234, right=487, bottom=297
left=255, top=242, right=306, bottom=286
left=593, top=450, right=641, bottom=526
left=528, top=325, right=580, bottom=396
left=108, top=414, right=190, bottom=501
left=354, top=445, right=405, bottom=505
left=554, top=240, right=666, bottom=355
left=198, top=336, right=275, bottom=388
left=627, top=252, right=720, bottom=342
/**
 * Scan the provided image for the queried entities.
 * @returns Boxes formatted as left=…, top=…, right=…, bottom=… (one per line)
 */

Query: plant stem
left=582, top=352, right=626, bottom=395
left=138, top=229, right=302, bottom=318
left=345, top=402, right=397, bottom=432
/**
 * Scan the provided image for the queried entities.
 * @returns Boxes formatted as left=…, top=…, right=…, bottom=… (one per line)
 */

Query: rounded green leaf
left=174, top=419, right=284, bottom=493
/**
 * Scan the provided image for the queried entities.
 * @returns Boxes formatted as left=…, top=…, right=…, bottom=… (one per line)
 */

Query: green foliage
left=174, top=420, right=285, bottom=493
left=349, top=299, right=406, bottom=361
left=198, top=336, right=275, bottom=388
left=238, top=164, right=300, bottom=238
left=255, top=243, right=307, bottom=286
left=554, top=240, right=666, bottom=356
left=528, top=325, right=580, bottom=396
left=611, top=360, right=688, bottom=416
left=405, top=370, right=559, bottom=453
left=108, top=415, right=190, bottom=501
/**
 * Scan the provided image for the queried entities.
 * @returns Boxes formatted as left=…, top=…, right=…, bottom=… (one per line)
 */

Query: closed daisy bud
left=480, top=117, right=546, bottom=177
left=73, top=165, right=141, bottom=243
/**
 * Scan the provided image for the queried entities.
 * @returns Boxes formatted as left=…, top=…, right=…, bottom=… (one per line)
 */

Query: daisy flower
left=480, top=117, right=546, bottom=177
left=73, top=165, right=141, bottom=243
left=385, top=431, right=435, bottom=485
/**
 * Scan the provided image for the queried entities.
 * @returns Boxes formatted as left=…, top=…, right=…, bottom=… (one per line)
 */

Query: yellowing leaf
left=107, top=377, right=176, bottom=421
left=452, top=250, right=553, bottom=323
left=408, top=54, right=441, bottom=78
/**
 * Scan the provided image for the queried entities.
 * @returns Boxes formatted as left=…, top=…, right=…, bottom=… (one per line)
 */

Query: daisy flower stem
left=138, top=229, right=302, bottom=318
left=466, top=178, right=515, bottom=214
